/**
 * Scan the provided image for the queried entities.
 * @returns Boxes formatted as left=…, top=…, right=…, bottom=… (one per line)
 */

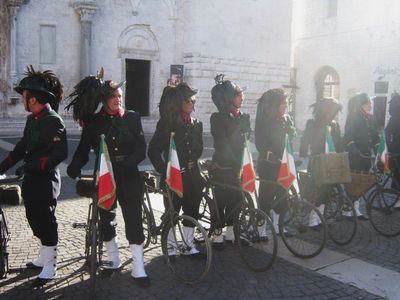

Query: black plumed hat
left=65, top=67, right=105, bottom=122
left=15, top=65, right=63, bottom=111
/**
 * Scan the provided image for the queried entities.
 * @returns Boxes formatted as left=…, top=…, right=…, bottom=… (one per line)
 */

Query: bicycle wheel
left=0, top=218, right=8, bottom=279
left=234, top=207, right=277, bottom=271
left=279, top=199, right=327, bottom=258
left=367, top=188, right=400, bottom=237
left=325, top=186, right=357, bottom=245
left=161, top=215, right=212, bottom=284
left=142, top=201, right=152, bottom=249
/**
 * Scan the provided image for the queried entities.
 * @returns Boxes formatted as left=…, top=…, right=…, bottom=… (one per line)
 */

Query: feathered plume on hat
left=65, top=67, right=105, bottom=122
left=15, top=65, right=64, bottom=112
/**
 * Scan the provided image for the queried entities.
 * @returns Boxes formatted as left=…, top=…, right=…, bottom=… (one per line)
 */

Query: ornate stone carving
left=72, top=1, right=98, bottom=22
left=118, top=24, right=159, bottom=55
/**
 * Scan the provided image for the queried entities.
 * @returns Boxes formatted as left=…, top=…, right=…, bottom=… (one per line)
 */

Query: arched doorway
left=118, top=24, right=159, bottom=117
left=315, top=66, right=340, bottom=101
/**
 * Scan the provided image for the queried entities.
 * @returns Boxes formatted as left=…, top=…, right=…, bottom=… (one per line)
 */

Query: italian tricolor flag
left=277, top=134, right=297, bottom=191
left=377, top=133, right=390, bottom=173
left=96, top=135, right=116, bottom=210
left=240, top=135, right=256, bottom=193
left=325, top=125, right=336, bottom=153
left=166, top=132, right=183, bottom=198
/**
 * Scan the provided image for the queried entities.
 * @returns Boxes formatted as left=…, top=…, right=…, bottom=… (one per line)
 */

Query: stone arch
left=314, top=66, right=340, bottom=101
left=118, top=24, right=159, bottom=57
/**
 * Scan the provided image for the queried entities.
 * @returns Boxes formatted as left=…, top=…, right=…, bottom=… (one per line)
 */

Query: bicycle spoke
left=368, top=189, right=400, bottom=237
left=235, top=208, right=277, bottom=271
left=161, top=215, right=211, bottom=284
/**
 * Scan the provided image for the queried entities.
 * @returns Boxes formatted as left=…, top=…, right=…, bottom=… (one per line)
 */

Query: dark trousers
left=211, top=168, right=241, bottom=227
left=259, top=181, right=286, bottom=214
left=257, top=160, right=287, bottom=214
left=390, top=157, right=400, bottom=190
left=22, top=171, right=60, bottom=246
left=99, top=168, right=144, bottom=245
left=349, top=154, right=371, bottom=173
left=170, top=170, right=203, bottom=227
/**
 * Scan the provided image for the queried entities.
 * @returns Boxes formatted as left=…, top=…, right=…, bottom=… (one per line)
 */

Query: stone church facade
left=293, top=0, right=400, bottom=130
left=0, top=0, right=292, bottom=132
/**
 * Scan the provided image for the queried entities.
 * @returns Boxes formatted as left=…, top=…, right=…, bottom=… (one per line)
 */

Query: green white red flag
left=240, top=135, right=256, bottom=193
left=166, top=132, right=183, bottom=198
left=96, top=134, right=116, bottom=210
left=277, top=134, right=297, bottom=191
left=325, top=125, right=336, bottom=153
left=377, top=133, right=390, bottom=173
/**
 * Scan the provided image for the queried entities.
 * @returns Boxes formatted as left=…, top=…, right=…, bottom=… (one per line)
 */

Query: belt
left=114, top=155, right=127, bottom=162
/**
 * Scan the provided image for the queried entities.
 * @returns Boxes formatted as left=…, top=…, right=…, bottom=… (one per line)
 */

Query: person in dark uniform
left=209, top=74, right=251, bottom=250
left=255, top=89, right=296, bottom=233
left=0, top=66, right=67, bottom=287
left=385, top=92, right=400, bottom=190
left=148, top=82, right=204, bottom=257
left=300, top=97, right=342, bottom=228
left=344, top=93, right=379, bottom=219
left=66, top=74, right=150, bottom=287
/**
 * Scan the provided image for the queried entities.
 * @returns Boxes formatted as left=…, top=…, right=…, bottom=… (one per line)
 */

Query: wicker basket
left=311, top=152, right=351, bottom=186
left=0, top=185, right=22, bottom=205
left=344, top=172, right=376, bottom=198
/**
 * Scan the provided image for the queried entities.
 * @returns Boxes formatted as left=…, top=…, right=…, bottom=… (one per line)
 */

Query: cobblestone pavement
left=0, top=196, right=381, bottom=300
left=0, top=133, right=388, bottom=299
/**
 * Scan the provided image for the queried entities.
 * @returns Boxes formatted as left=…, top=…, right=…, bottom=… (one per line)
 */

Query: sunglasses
left=184, top=98, right=196, bottom=104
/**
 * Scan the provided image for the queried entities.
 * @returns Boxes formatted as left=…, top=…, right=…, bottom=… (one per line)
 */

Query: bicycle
left=298, top=171, right=357, bottom=246
left=347, top=153, right=400, bottom=237
left=140, top=170, right=212, bottom=284
left=199, top=161, right=278, bottom=272
left=0, top=174, right=23, bottom=279
left=254, top=177, right=327, bottom=259
left=72, top=175, right=103, bottom=296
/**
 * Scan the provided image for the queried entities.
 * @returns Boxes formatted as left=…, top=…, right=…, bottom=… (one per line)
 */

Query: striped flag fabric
left=96, top=134, right=116, bottom=210
left=240, top=135, right=256, bottom=193
left=325, top=125, right=336, bottom=153
left=377, top=133, right=390, bottom=173
left=277, top=134, right=297, bottom=191
left=165, top=132, right=183, bottom=198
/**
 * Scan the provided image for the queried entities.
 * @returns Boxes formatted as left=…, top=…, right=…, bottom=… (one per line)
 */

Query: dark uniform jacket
left=148, top=117, right=203, bottom=176
left=300, top=119, right=342, bottom=157
left=0, top=104, right=67, bottom=175
left=255, top=112, right=295, bottom=180
left=385, top=117, right=400, bottom=154
left=344, top=111, right=379, bottom=172
left=344, top=112, right=379, bottom=155
left=68, top=109, right=146, bottom=176
left=210, top=112, right=251, bottom=172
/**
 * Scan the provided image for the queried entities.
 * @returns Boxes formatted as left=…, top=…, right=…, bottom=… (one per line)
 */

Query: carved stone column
left=72, top=1, right=98, bottom=78
left=7, top=0, right=23, bottom=103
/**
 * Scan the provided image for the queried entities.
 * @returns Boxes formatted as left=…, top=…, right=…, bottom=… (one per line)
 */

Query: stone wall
left=0, top=1, right=10, bottom=117
left=293, top=0, right=400, bottom=130
left=5, top=0, right=292, bottom=133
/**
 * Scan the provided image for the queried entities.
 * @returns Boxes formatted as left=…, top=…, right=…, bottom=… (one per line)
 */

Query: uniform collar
left=229, top=106, right=241, bottom=118
left=32, top=103, right=51, bottom=120
left=101, top=106, right=125, bottom=118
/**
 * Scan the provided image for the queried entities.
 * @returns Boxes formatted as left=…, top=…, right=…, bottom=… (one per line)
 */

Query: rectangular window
left=327, top=0, right=338, bottom=18
left=39, top=25, right=56, bottom=64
